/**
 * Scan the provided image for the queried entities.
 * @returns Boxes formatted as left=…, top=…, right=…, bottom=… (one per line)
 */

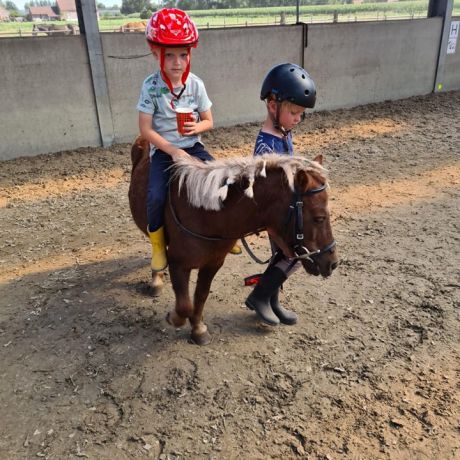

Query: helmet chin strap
left=273, top=101, right=290, bottom=137
left=160, top=47, right=191, bottom=108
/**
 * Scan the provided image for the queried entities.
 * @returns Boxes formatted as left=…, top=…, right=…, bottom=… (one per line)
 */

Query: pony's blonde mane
left=171, top=154, right=327, bottom=211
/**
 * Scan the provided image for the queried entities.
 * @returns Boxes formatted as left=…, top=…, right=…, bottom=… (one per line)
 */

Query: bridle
left=286, top=183, right=336, bottom=264
left=168, top=181, right=336, bottom=264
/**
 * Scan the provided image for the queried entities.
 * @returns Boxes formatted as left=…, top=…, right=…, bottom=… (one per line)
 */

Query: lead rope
left=241, top=237, right=271, bottom=265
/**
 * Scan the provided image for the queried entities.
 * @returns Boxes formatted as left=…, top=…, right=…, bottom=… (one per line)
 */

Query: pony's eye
left=314, top=216, right=326, bottom=224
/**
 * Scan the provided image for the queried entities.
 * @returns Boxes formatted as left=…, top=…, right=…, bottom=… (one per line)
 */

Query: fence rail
left=0, top=12, right=431, bottom=37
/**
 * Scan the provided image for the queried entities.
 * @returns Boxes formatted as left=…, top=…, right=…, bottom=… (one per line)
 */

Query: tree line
left=0, top=0, right=18, bottom=10
left=121, top=0, right=402, bottom=15
left=122, top=0, right=359, bottom=14
left=24, top=0, right=54, bottom=7
left=0, top=0, right=415, bottom=16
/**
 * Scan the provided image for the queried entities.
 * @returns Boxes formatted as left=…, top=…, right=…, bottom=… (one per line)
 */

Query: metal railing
left=0, top=11, right=431, bottom=37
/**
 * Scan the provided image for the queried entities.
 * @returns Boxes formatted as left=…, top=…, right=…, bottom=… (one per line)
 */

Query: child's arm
left=182, top=109, right=213, bottom=136
left=139, top=112, right=189, bottom=161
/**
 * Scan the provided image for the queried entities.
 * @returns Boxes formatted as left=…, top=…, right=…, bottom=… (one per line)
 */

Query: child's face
left=279, top=102, right=306, bottom=131
left=153, top=47, right=190, bottom=82
left=269, top=100, right=305, bottom=131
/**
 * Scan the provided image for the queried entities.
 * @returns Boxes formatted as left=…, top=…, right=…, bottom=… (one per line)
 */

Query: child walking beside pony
left=245, top=63, right=318, bottom=326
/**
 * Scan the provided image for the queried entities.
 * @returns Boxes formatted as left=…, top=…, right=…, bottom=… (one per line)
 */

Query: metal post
left=76, top=0, right=114, bottom=147
left=428, top=0, right=454, bottom=92
left=301, top=23, right=307, bottom=70
left=296, top=0, right=300, bottom=24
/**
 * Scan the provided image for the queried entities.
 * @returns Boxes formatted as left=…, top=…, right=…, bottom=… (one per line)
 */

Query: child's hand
left=182, top=115, right=199, bottom=136
left=170, top=148, right=189, bottom=162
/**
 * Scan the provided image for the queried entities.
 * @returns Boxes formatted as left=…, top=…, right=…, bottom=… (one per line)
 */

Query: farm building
left=28, top=6, right=59, bottom=21
left=56, top=0, right=77, bottom=21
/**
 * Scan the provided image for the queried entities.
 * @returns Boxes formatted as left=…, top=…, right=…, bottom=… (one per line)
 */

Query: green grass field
left=0, top=1, right=458, bottom=36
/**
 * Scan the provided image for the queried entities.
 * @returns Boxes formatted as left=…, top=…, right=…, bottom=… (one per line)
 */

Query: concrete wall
left=0, top=36, right=101, bottom=161
left=1, top=19, right=459, bottom=160
left=305, top=18, right=443, bottom=110
left=101, top=33, right=153, bottom=145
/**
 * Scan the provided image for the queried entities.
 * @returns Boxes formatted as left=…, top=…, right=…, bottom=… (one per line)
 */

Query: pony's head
left=289, top=155, right=338, bottom=277
left=249, top=154, right=338, bottom=277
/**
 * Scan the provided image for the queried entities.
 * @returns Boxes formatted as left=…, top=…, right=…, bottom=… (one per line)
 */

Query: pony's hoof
left=166, top=311, right=187, bottom=328
left=151, top=284, right=163, bottom=297
left=151, top=271, right=165, bottom=297
left=190, top=330, right=212, bottom=346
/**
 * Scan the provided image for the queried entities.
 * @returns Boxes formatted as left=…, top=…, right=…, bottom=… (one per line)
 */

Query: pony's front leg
left=151, top=270, right=164, bottom=297
left=167, top=264, right=192, bottom=328
left=190, top=263, right=223, bottom=346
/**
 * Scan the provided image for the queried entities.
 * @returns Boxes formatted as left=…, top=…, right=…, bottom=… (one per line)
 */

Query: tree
left=140, top=8, right=153, bottom=19
left=27, top=0, right=52, bottom=5
left=5, top=0, right=18, bottom=9
left=121, top=0, right=152, bottom=15
left=97, top=2, right=105, bottom=9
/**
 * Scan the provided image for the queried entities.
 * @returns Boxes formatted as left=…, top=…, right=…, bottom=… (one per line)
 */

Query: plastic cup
left=175, top=108, right=194, bottom=135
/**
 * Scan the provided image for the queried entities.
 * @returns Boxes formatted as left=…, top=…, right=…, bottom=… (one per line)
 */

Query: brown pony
left=119, top=21, right=147, bottom=32
left=129, top=138, right=338, bottom=345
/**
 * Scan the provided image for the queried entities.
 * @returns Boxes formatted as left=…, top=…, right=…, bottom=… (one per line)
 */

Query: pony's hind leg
left=167, top=264, right=192, bottom=328
left=190, top=263, right=223, bottom=346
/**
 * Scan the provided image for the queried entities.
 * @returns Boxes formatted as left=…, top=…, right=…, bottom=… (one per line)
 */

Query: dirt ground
left=0, top=91, right=459, bottom=460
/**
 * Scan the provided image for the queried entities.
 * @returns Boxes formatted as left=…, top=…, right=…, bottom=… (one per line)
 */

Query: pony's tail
left=131, top=136, right=149, bottom=169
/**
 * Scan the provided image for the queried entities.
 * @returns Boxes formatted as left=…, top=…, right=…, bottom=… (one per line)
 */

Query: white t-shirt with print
left=137, top=70, right=212, bottom=156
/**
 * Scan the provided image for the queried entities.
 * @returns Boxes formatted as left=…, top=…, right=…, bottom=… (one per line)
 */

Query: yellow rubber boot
left=147, top=226, right=168, bottom=271
left=229, top=242, right=242, bottom=255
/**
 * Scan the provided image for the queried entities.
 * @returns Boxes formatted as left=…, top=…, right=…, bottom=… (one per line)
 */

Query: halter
left=168, top=180, right=336, bottom=264
left=285, top=183, right=336, bottom=263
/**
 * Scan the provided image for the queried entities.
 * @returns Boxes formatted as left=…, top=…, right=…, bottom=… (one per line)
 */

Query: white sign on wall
left=447, top=21, right=459, bottom=54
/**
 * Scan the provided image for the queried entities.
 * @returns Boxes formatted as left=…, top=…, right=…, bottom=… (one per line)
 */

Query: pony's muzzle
left=303, top=249, right=339, bottom=278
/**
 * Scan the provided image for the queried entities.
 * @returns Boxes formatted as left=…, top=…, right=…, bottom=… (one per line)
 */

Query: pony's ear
left=295, top=170, right=310, bottom=192
left=313, top=154, right=323, bottom=165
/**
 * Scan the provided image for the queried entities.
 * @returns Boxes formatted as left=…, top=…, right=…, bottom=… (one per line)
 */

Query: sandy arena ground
left=0, top=91, right=459, bottom=459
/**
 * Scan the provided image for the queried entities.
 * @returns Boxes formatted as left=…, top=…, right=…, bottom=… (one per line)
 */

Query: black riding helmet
left=260, top=63, right=316, bottom=108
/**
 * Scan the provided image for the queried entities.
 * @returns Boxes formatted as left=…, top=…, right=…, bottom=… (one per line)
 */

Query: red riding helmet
left=146, top=8, right=199, bottom=48
left=145, top=8, right=199, bottom=103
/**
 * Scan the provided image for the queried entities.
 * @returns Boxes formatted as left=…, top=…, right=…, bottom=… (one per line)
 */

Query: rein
left=168, top=184, right=264, bottom=242
left=167, top=179, right=336, bottom=264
